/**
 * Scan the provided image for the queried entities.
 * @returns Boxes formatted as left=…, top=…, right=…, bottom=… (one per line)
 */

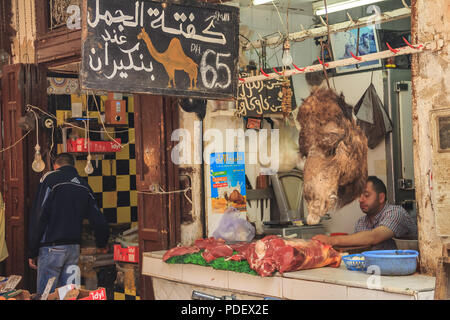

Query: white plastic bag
left=212, top=207, right=255, bottom=243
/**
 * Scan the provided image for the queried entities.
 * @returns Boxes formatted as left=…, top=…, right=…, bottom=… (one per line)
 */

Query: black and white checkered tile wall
left=48, top=93, right=138, bottom=226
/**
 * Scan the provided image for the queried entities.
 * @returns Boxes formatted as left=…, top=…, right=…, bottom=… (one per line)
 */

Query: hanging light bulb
left=30, top=108, right=45, bottom=173
left=85, top=154, right=94, bottom=175
left=32, top=144, right=45, bottom=172
left=282, top=39, right=293, bottom=67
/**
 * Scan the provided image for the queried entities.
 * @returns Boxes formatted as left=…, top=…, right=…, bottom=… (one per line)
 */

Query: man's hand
left=28, top=258, right=38, bottom=270
left=312, top=234, right=335, bottom=246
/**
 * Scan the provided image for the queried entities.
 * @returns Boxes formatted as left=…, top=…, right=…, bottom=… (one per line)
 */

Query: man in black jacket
left=28, top=153, right=109, bottom=294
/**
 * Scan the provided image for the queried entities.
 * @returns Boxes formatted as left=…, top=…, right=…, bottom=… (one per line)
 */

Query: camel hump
left=167, top=37, right=183, bottom=50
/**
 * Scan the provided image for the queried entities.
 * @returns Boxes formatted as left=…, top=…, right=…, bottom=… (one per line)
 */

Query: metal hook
left=273, top=67, right=284, bottom=76
left=402, top=36, right=423, bottom=49
left=317, top=56, right=329, bottom=67
left=350, top=52, right=362, bottom=61
left=293, top=64, right=306, bottom=72
left=386, top=42, right=400, bottom=54
left=260, top=68, right=270, bottom=77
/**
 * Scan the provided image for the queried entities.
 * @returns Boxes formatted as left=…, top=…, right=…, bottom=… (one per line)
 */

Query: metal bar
left=239, top=44, right=424, bottom=84
left=243, top=7, right=411, bottom=51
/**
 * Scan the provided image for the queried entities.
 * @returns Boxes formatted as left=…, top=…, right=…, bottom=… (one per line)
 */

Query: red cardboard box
left=78, top=288, right=107, bottom=300
left=114, top=244, right=139, bottom=263
left=67, top=138, right=122, bottom=153
left=47, top=286, right=107, bottom=300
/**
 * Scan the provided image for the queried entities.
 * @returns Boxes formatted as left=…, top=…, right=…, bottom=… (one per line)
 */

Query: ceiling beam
left=243, top=7, right=411, bottom=51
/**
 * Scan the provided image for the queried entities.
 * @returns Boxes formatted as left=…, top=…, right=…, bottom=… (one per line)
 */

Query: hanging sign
left=81, top=0, right=239, bottom=99
left=236, top=68, right=296, bottom=117
left=210, top=152, right=246, bottom=214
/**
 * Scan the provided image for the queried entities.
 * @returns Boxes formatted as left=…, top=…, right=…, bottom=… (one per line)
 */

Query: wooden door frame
left=1, top=63, right=47, bottom=290
left=134, top=94, right=180, bottom=300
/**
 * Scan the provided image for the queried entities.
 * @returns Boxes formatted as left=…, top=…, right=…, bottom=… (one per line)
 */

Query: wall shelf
left=63, top=118, right=128, bottom=130
left=209, top=110, right=286, bottom=119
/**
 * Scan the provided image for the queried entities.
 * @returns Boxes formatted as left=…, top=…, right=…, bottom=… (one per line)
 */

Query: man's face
left=359, top=182, right=384, bottom=215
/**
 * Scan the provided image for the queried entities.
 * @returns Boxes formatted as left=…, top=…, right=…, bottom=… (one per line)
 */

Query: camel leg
left=193, top=69, right=198, bottom=89
left=168, top=70, right=175, bottom=88
left=190, top=73, right=196, bottom=90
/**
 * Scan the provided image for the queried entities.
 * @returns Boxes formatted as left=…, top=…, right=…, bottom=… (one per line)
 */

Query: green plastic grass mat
left=165, top=251, right=258, bottom=276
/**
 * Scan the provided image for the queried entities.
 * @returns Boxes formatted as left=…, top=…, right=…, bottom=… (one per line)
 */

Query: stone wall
left=411, top=0, right=450, bottom=275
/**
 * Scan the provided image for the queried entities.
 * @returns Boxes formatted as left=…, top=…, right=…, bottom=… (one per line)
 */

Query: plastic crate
left=114, top=244, right=139, bottom=263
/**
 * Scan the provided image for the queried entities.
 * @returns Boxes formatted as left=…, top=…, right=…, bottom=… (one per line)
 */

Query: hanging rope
left=137, top=186, right=193, bottom=205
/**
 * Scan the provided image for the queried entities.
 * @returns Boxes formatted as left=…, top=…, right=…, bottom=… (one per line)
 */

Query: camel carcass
left=297, top=88, right=368, bottom=225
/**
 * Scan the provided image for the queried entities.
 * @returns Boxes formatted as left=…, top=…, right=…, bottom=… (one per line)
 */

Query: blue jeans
left=37, top=244, right=80, bottom=295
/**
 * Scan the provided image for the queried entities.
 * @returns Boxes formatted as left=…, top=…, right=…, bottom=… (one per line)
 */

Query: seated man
left=312, top=176, right=417, bottom=250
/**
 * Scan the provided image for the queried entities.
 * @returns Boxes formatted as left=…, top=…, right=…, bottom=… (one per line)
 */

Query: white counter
left=142, top=250, right=435, bottom=300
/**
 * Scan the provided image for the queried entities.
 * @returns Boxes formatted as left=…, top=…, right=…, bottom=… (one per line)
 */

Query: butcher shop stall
left=1, top=0, right=447, bottom=302
left=141, top=0, right=443, bottom=301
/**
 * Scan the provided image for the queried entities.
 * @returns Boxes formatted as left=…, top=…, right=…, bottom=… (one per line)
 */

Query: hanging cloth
left=354, top=83, right=393, bottom=149
left=0, top=192, right=8, bottom=263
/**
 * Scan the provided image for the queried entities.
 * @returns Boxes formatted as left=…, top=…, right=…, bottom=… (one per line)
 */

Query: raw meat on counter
left=195, top=237, right=234, bottom=263
left=162, top=245, right=200, bottom=261
left=163, top=235, right=342, bottom=277
left=247, top=235, right=342, bottom=276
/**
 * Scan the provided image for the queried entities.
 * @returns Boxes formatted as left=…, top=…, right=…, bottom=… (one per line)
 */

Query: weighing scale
left=260, top=171, right=329, bottom=239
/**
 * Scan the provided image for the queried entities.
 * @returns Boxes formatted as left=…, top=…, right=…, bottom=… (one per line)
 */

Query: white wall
left=178, top=110, right=205, bottom=246
left=318, top=70, right=387, bottom=234
left=203, top=100, right=246, bottom=237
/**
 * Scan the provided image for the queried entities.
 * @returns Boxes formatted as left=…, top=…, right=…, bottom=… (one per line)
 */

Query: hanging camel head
left=297, top=87, right=368, bottom=225
left=137, top=28, right=147, bottom=40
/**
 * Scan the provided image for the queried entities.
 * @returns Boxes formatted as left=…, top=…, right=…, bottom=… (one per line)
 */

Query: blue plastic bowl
left=362, top=250, right=419, bottom=276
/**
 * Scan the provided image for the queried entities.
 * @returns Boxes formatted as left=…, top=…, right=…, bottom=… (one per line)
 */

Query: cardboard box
left=47, top=285, right=107, bottom=300
left=67, top=138, right=122, bottom=153
left=0, top=290, right=31, bottom=300
left=114, top=244, right=139, bottom=263
left=78, top=288, right=107, bottom=300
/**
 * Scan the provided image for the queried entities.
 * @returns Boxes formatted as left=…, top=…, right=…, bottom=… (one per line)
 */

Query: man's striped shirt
left=354, top=203, right=418, bottom=250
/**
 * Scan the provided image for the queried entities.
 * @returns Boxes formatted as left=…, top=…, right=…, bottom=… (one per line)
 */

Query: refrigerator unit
left=383, top=69, right=416, bottom=219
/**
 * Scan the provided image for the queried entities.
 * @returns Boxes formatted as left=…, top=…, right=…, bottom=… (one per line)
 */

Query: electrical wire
left=90, top=90, right=134, bottom=149
left=26, top=104, right=134, bottom=134
left=0, top=130, right=32, bottom=153
left=271, top=1, right=286, bottom=32
left=49, top=121, right=55, bottom=161
left=26, top=100, right=135, bottom=151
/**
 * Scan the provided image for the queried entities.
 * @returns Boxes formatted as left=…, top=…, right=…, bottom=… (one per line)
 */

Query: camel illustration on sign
left=137, top=28, right=198, bottom=90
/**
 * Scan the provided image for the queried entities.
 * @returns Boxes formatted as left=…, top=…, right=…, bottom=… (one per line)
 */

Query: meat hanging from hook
left=281, top=79, right=293, bottom=120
